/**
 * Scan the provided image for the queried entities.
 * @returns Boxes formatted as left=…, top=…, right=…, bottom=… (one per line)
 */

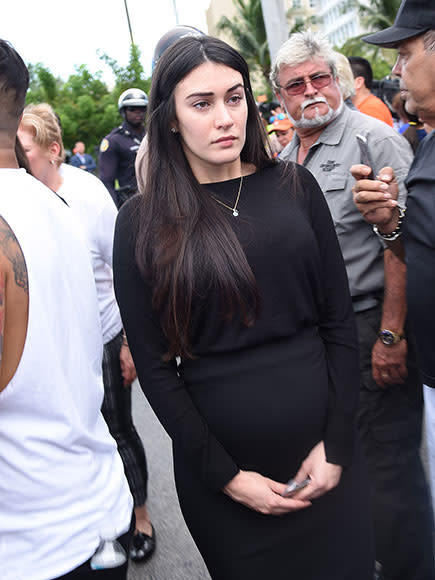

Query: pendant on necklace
left=210, top=175, right=243, bottom=217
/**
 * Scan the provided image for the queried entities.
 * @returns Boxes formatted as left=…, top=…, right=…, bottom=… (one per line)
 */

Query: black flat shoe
left=129, top=525, right=156, bottom=562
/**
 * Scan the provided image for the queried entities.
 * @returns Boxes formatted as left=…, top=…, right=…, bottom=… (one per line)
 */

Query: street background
left=129, top=381, right=211, bottom=580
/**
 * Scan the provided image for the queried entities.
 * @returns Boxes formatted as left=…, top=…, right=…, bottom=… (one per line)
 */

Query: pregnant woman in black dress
left=113, top=35, right=374, bottom=579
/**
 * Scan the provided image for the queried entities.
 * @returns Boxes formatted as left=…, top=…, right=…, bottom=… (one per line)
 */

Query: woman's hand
left=290, top=441, right=342, bottom=501
left=223, top=470, right=311, bottom=515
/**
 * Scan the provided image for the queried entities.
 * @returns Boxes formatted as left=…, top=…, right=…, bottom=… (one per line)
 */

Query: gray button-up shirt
left=280, top=105, right=413, bottom=310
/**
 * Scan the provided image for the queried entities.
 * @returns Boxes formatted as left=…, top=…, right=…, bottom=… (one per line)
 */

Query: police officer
left=99, top=88, right=148, bottom=208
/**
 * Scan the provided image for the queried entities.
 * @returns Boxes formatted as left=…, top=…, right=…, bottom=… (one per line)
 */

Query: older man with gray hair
left=271, top=29, right=434, bottom=580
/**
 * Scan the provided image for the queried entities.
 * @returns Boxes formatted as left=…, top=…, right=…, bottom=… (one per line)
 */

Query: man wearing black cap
left=273, top=26, right=433, bottom=580
left=352, top=2, right=435, bottom=573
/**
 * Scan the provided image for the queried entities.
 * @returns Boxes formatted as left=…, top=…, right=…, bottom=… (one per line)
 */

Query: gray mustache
left=301, top=97, right=328, bottom=112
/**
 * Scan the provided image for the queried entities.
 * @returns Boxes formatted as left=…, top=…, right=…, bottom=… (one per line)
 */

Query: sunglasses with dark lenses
left=126, top=106, right=146, bottom=112
left=280, top=73, right=333, bottom=96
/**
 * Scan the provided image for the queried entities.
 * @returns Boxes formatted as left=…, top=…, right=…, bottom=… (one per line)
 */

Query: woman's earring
left=170, top=127, right=177, bottom=134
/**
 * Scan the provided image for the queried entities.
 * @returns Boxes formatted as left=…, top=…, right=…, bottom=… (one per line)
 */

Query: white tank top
left=0, top=169, right=132, bottom=580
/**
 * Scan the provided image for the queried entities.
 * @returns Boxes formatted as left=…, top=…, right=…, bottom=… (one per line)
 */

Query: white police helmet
left=118, top=88, right=148, bottom=112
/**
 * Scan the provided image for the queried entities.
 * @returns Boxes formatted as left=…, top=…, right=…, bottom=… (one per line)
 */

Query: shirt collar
left=282, top=105, right=349, bottom=158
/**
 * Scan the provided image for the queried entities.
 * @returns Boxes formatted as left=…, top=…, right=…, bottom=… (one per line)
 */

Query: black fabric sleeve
left=113, top=199, right=240, bottom=491
left=298, top=166, right=360, bottom=467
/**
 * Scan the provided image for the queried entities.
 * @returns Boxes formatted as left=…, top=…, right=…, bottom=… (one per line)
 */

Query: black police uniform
left=98, top=121, right=145, bottom=208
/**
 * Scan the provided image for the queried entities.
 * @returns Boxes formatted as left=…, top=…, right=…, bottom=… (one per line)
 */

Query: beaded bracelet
left=372, top=206, right=406, bottom=241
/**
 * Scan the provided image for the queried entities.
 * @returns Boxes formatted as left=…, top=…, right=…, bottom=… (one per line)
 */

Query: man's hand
left=290, top=441, right=342, bottom=501
left=372, top=338, right=408, bottom=388
left=119, top=344, right=137, bottom=387
left=351, top=164, right=400, bottom=229
left=223, top=470, right=311, bottom=515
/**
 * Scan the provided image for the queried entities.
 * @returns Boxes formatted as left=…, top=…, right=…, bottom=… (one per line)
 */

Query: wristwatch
left=378, top=329, right=404, bottom=346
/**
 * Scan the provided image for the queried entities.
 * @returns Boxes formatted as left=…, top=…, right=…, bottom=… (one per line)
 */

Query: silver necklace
left=211, top=176, right=243, bottom=217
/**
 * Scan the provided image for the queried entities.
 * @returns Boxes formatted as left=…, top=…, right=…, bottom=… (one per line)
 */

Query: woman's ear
left=49, top=141, right=61, bottom=159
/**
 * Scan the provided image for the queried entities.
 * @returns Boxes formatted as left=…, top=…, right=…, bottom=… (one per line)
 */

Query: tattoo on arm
left=0, top=217, right=28, bottom=293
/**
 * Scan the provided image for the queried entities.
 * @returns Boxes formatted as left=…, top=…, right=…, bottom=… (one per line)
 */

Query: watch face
left=379, top=330, right=395, bottom=345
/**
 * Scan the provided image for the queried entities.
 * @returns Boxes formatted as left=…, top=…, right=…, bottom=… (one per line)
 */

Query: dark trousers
left=52, top=518, right=134, bottom=579
left=356, top=304, right=434, bottom=580
left=101, top=332, right=148, bottom=507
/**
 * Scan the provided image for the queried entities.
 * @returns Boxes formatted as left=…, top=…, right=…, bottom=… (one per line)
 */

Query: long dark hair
left=135, top=35, right=274, bottom=360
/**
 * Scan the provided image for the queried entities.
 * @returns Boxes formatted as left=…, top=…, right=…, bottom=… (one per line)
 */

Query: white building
left=206, top=0, right=367, bottom=54
left=284, top=0, right=367, bottom=48
left=309, top=0, right=366, bottom=47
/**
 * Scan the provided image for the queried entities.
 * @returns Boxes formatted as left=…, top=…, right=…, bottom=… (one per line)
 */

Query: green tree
left=24, top=43, right=152, bottom=158
left=99, top=43, right=151, bottom=99
left=355, top=0, right=401, bottom=31
left=27, top=64, right=61, bottom=104
left=340, top=0, right=401, bottom=77
left=217, top=0, right=271, bottom=94
left=56, top=66, right=115, bottom=155
left=287, top=3, right=318, bottom=35
left=217, top=0, right=317, bottom=97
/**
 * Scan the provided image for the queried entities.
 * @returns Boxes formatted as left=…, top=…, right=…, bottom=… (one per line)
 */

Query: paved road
left=128, top=380, right=211, bottom=580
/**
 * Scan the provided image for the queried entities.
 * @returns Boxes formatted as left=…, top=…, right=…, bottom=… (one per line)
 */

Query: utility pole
left=260, top=0, right=288, bottom=63
left=172, top=0, right=180, bottom=25
left=123, top=0, right=135, bottom=45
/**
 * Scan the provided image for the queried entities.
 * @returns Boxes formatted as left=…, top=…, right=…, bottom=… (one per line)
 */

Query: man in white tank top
left=0, top=39, right=133, bottom=579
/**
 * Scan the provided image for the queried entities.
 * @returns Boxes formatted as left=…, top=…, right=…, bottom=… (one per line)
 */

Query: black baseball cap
left=363, top=0, right=431, bottom=48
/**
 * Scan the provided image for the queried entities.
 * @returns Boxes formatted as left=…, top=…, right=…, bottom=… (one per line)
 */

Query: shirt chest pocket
left=324, top=171, right=348, bottom=192
left=322, top=172, right=350, bottom=225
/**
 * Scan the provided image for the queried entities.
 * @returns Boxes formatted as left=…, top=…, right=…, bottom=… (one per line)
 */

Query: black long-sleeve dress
left=113, top=162, right=374, bottom=579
